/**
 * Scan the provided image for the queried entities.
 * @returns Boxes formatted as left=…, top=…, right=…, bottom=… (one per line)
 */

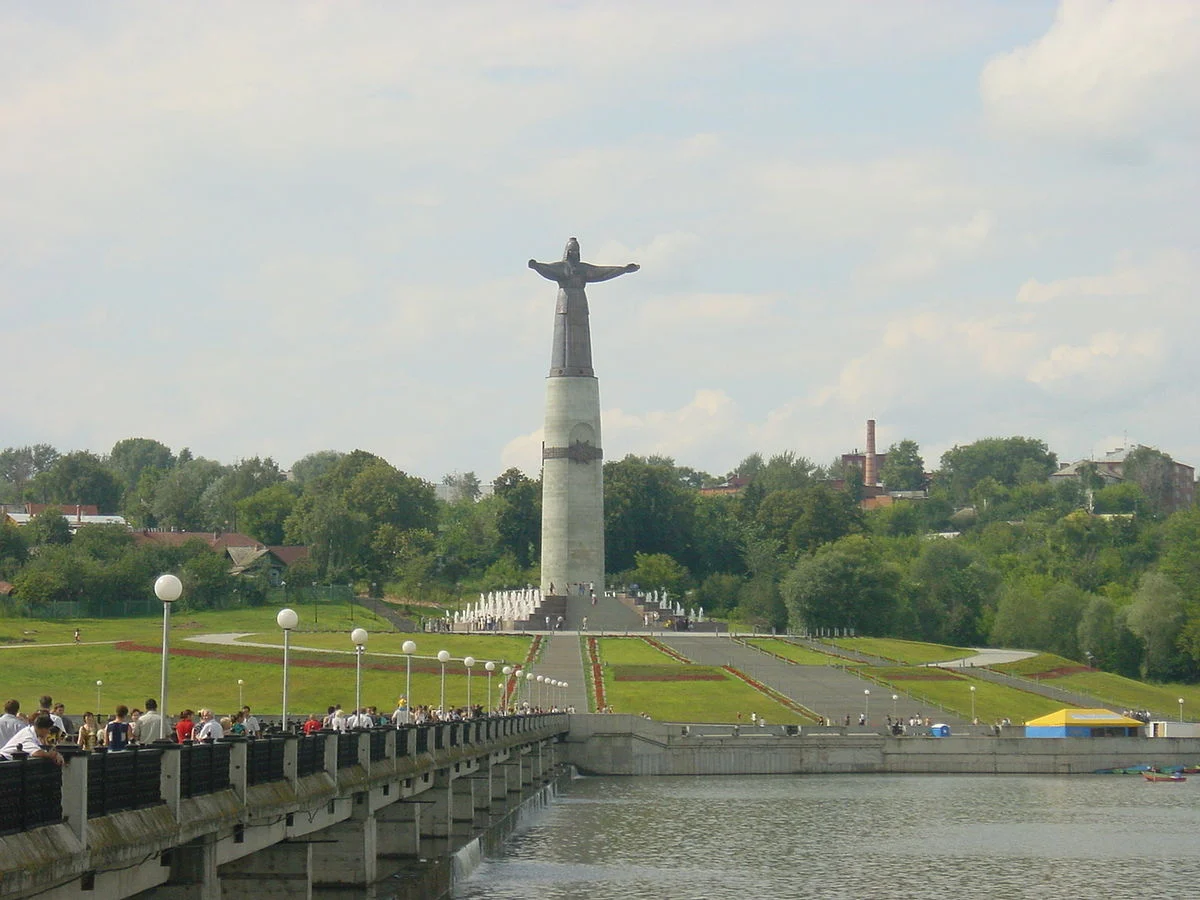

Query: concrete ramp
left=657, top=634, right=966, bottom=727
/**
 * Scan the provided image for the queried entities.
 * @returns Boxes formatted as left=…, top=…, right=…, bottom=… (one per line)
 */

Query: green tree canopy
left=780, top=535, right=900, bottom=635
left=880, top=439, right=925, bottom=491
left=937, top=437, right=1057, bottom=505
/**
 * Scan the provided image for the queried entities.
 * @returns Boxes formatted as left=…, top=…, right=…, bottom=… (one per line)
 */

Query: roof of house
left=1025, top=708, right=1142, bottom=727
left=133, top=531, right=264, bottom=551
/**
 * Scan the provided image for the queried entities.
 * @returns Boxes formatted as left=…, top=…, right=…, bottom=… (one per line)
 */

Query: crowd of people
left=1, top=693, right=573, bottom=764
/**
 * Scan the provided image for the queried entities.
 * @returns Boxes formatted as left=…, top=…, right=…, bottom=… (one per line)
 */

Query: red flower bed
left=587, top=636, right=606, bottom=710
left=1031, top=665, right=1091, bottom=678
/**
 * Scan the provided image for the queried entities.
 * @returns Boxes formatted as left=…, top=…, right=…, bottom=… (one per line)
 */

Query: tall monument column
left=529, top=238, right=639, bottom=608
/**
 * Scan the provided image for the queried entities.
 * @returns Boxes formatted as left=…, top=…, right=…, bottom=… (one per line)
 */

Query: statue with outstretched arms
left=529, top=237, right=639, bottom=377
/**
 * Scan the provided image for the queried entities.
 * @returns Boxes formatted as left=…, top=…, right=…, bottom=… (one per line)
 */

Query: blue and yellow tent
left=1025, top=709, right=1142, bottom=738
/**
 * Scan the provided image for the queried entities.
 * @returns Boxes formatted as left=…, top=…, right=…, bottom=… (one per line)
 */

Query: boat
left=1143, top=772, right=1187, bottom=783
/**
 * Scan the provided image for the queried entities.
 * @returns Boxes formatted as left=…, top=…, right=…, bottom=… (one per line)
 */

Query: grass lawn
left=595, top=637, right=684, bottom=665
left=991, top=654, right=1200, bottom=720
left=591, top=637, right=806, bottom=723
left=745, top=638, right=839, bottom=665
left=865, top=667, right=1071, bottom=724
left=244, top=632, right=532, bottom=666
left=830, top=638, right=973, bottom=665
left=0, top=603, right=531, bottom=718
left=601, top=671, right=807, bottom=724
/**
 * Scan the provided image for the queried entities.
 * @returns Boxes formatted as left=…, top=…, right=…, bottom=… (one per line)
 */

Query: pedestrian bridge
left=0, top=714, right=567, bottom=899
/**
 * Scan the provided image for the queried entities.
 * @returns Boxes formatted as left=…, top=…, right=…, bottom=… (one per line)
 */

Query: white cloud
left=1026, top=329, right=1164, bottom=386
left=981, top=0, right=1200, bottom=152
left=867, top=210, right=995, bottom=281
left=1016, top=250, right=1192, bottom=305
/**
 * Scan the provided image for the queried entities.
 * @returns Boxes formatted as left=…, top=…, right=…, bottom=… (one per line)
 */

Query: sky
left=3, top=1, right=1198, bottom=484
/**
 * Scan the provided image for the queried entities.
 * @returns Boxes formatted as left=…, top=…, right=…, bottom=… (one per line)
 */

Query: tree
left=755, top=484, right=862, bottom=556
left=780, top=535, right=900, bottom=635
left=604, top=455, right=695, bottom=574
left=1126, top=571, right=1188, bottom=681
left=0, top=444, right=59, bottom=502
left=441, top=471, right=482, bottom=504
left=289, top=450, right=344, bottom=487
left=25, top=507, right=72, bottom=547
left=236, top=483, right=298, bottom=545
left=107, top=438, right=175, bottom=494
left=1122, top=446, right=1181, bottom=517
left=0, top=518, right=28, bottom=578
left=937, top=437, right=1057, bottom=505
left=694, top=572, right=744, bottom=616
left=31, top=451, right=123, bottom=513
left=493, top=468, right=541, bottom=569
left=879, top=440, right=925, bottom=491
left=627, top=552, right=690, bottom=597
left=152, top=458, right=226, bottom=530
left=198, top=457, right=283, bottom=530
left=755, top=451, right=817, bottom=494
left=910, top=540, right=998, bottom=645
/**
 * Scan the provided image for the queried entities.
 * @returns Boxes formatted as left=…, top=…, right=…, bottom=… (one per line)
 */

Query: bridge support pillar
left=311, top=792, right=377, bottom=888
left=156, top=838, right=220, bottom=900
left=450, top=774, right=476, bottom=838
left=491, top=761, right=515, bottom=804
left=376, top=799, right=423, bottom=857
left=218, top=841, right=312, bottom=899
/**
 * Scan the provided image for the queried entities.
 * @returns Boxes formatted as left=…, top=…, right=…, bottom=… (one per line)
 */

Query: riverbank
left=564, top=714, right=1200, bottom=776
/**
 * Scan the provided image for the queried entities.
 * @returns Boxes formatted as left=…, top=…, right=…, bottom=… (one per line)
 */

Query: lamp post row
left=153, top=575, right=541, bottom=733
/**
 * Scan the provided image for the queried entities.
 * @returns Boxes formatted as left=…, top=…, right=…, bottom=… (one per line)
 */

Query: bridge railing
left=87, top=746, right=165, bottom=817
left=180, top=741, right=232, bottom=798
left=0, top=714, right=566, bottom=845
left=247, top=737, right=287, bottom=786
left=0, top=756, right=63, bottom=836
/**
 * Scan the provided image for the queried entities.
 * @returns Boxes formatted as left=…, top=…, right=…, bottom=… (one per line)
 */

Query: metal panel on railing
left=336, top=733, right=359, bottom=769
left=415, top=728, right=429, bottom=755
left=296, top=735, right=324, bottom=777
left=246, top=739, right=286, bottom=786
left=369, top=730, right=388, bottom=762
left=180, top=742, right=232, bottom=799
left=87, top=747, right=164, bottom=818
left=0, top=758, right=62, bottom=836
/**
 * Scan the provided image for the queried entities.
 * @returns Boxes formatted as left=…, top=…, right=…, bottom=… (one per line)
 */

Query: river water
left=454, top=774, right=1200, bottom=899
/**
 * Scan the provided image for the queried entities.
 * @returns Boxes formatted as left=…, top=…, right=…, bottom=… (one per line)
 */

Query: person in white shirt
left=0, top=714, right=63, bottom=765
left=391, top=698, right=409, bottom=727
left=136, top=699, right=166, bottom=743
left=0, top=699, right=25, bottom=744
left=241, top=706, right=261, bottom=737
left=194, top=709, right=224, bottom=742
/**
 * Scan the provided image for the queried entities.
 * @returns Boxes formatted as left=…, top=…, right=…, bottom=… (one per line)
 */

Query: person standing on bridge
left=0, top=714, right=64, bottom=765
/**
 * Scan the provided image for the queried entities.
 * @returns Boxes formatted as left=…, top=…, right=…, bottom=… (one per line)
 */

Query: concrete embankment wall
left=564, top=715, right=1200, bottom=776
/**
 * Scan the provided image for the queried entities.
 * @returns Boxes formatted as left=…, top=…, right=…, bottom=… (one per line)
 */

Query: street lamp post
left=970, top=685, right=977, bottom=723
left=277, top=608, right=299, bottom=729
left=464, top=657, right=475, bottom=710
left=1179, top=697, right=1185, bottom=724
left=402, top=640, right=417, bottom=723
left=501, top=666, right=513, bottom=711
left=485, top=661, right=495, bottom=712
left=237, top=679, right=245, bottom=708
left=863, top=689, right=870, bottom=724
left=96, top=680, right=103, bottom=711
left=155, top=573, right=183, bottom=736
left=525, top=672, right=534, bottom=709
left=351, top=628, right=368, bottom=728
left=892, top=694, right=898, bottom=721
left=536, top=675, right=544, bottom=708
left=437, top=650, right=451, bottom=713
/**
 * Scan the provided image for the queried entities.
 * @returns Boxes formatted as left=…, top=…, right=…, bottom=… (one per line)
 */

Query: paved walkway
left=930, top=648, right=1037, bottom=668
left=656, top=634, right=967, bottom=726
left=535, top=632, right=588, bottom=711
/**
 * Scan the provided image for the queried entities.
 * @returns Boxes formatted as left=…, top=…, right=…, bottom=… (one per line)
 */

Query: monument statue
left=531, top=237, right=639, bottom=619
left=529, top=237, right=639, bottom=377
